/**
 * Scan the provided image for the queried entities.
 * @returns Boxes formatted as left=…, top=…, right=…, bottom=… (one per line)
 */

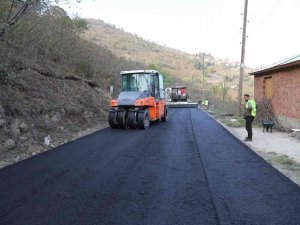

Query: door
left=264, top=77, right=272, bottom=99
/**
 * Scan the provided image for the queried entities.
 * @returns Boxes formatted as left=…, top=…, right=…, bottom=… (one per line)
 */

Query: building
left=250, top=54, right=300, bottom=129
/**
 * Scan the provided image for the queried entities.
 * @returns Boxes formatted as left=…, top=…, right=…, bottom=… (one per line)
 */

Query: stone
left=295, top=131, right=300, bottom=140
left=10, top=119, right=21, bottom=139
left=0, top=119, right=5, bottom=128
left=44, top=114, right=53, bottom=129
left=45, top=114, right=51, bottom=120
left=51, top=112, right=61, bottom=123
left=0, top=105, right=4, bottom=118
left=44, top=135, right=52, bottom=146
left=11, top=118, right=20, bottom=126
left=0, top=161, right=9, bottom=168
left=4, top=139, right=15, bottom=149
left=19, top=121, right=29, bottom=132
left=61, top=108, right=66, bottom=117
left=19, top=135, right=28, bottom=142
left=10, top=129, right=21, bottom=139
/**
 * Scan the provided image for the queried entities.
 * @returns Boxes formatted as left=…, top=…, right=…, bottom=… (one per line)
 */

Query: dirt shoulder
left=0, top=122, right=108, bottom=169
left=215, top=118, right=300, bottom=186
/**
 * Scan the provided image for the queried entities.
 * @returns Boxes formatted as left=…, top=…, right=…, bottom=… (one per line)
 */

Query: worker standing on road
left=243, top=94, right=256, bottom=141
left=204, top=99, right=209, bottom=111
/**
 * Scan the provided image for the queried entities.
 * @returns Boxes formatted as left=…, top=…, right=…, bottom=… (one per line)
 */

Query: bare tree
left=0, top=0, right=81, bottom=38
left=0, top=0, right=38, bottom=38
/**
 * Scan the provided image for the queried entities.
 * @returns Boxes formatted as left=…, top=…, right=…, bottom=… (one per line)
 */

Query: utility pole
left=237, top=0, right=248, bottom=116
left=222, top=80, right=226, bottom=113
left=202, top=53, right=205, bottom=101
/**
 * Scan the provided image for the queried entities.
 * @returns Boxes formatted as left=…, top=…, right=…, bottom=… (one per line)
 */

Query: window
left=154, top=74, right=159, bottom=99
left=159, top=74, right=164, bottom=99
left=121, top=73, right=151, bottom=92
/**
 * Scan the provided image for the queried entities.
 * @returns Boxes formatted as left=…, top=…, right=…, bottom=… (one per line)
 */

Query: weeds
left=267, top=153, right=300, bottom=174
left=215, top=115, right=245, bottom=128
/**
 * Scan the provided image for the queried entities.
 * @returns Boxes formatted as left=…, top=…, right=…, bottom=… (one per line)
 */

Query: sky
left=63, top=0, right=300, bottom=68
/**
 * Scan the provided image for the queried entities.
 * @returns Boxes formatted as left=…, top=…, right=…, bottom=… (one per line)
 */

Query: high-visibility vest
left=246, top=99, right=256, bottom=117
left=204, top=100, right=209, bottom=106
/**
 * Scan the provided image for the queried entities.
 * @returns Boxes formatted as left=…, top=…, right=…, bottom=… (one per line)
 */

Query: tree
left=147, top=63, right=172, bottom=87
left=73, top=16, right=88, bottom=35
left=0, top=0, right=81, bottom=38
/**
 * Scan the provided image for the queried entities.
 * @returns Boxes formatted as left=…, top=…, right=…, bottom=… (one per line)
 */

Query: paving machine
left=108, top=70, right=168, bottom=129
left=166, top=86, right=198, bottom=108
left=170, top=86, right=189, bottom=102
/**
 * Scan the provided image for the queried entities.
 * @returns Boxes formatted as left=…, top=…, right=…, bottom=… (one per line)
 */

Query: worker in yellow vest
left=204, top=99, right=209, bottom=111
left=243, top=94, right=256, bottom=141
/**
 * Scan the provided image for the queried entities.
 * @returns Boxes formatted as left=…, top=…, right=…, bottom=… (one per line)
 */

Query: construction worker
left=204, top=99, right=209, bottom=111
left=243, top=94, right=256, bottom=141
left=201, top=100, right=204, bottom=108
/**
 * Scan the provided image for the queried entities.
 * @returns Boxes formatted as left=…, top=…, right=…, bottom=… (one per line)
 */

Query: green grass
left=217, top=116, right=245, bottom=128
left=267, top=153, right=300, bottom=173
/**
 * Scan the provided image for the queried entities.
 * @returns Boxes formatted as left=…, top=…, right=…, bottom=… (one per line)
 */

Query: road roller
left=108, top=70, right=168, bottom=129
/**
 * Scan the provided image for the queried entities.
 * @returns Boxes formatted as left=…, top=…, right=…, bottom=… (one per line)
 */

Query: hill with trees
left=85, top=18, right=254, bottom=110
left=0, top=1, right=254, bottom=167
left=0, top=1, right=143, bottom=167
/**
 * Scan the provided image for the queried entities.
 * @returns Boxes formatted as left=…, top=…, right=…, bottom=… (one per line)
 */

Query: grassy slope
left=85, top=18, right=254, bottom=99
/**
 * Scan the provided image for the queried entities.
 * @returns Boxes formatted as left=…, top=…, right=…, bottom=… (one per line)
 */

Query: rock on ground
left=0, top=105, right=4, bottom=118
left=19, top=121, right=29, bottom=132
left=0, top=119, right=5, bottom=128
left=4, top=139, right=15, bottom=150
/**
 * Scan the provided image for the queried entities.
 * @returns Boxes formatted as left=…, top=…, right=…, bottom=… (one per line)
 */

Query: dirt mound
left=0, top=68, right=110, bottom=168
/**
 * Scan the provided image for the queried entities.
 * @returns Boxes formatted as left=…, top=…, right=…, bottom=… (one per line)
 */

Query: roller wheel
left=117, top=110, right=128, bottom=129
left=162, top=106, right=168, bottom=122
left=108, top=111, right=118, bottom=129
left=127, top=111, right=137, bottom=129
left=137, top=109, right=150, bottom=129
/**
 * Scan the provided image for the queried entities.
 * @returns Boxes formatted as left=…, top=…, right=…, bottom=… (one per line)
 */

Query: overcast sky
left=64, top=0, right=300, bottom=68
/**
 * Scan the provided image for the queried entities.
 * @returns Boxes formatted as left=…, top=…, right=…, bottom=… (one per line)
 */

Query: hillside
left=0, top=4, right=144, bottom=167
left=85, top=18, right=254, bottom=101
left=0, top=2, right=254, bottom=168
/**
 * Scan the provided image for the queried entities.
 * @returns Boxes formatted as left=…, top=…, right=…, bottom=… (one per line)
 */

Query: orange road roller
left=108, top=70, right=168, bottom=129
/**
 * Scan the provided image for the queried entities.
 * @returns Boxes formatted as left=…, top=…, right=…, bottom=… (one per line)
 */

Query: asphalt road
left=0, top=108, right=300, bottom=225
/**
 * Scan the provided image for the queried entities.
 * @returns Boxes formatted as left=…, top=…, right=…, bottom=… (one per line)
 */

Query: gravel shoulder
left=216, top=119, right=300, bottom=186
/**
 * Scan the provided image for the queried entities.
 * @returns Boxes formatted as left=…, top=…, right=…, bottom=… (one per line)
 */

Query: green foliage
left=147, top=63, right=172, bottom=87
left=73, top=17, right=88, bottom=34
left=0, top=0, right=144, bottom=90
left=267, top=153, right=300, bottom=174
left=218, top=117, right=244, bottom=128
left=75, top=60, right=94, bottom=79
left=162, top=71, right=172, bottom=87
left=224, top=75, right=233, bottom=82
left=209, top=67, right=216, bottom=73
left=0, top=61, right=19, bottom=78
left=0, top=0, right=82, bottom=38
left=148, top=63, right=159, bottom=70
left=210, top=84, right=221, bottom=96
left=193, top=59, right=202, bottom=70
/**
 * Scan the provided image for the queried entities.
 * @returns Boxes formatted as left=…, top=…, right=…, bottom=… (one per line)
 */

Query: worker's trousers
left=245, top=116, right=254, bottom=139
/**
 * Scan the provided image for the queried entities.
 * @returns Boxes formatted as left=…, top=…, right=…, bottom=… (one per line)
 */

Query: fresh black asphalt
left=0, top=108, right=299, bottom=225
